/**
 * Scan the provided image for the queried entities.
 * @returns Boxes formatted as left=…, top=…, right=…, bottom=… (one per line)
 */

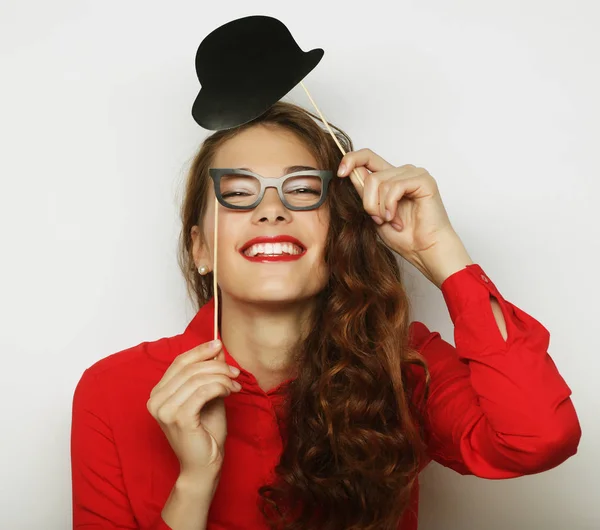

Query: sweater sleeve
left=416, top=263, right=581, bottom=478
left=71, top=369, right=172, bottom=530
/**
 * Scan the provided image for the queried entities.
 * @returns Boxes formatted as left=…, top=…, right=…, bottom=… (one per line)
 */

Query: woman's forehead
left=212, top=125, right=319, bottom=171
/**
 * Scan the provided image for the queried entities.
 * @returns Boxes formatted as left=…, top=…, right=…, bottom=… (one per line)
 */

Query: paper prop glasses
left=209, top=168, right=333, bottom=211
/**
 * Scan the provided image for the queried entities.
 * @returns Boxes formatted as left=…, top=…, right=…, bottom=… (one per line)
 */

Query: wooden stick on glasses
left=213, top=197, right=219, bottom=340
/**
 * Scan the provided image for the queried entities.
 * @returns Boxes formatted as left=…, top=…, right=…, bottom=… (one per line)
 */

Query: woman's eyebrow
left=284, top=165, right=317, bottom=173
left=237, top=165, right=318, bottom=174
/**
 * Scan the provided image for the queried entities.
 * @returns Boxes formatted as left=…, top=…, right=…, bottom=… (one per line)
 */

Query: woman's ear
left=190, top=225, right=211, bottom=268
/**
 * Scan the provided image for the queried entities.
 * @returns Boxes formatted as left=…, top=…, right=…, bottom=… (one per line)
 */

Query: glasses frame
left=208, top=168, right=333, bottom=211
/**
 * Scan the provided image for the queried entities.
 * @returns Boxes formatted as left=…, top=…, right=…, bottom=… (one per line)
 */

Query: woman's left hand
left=337, top=148, right=471, bottom=285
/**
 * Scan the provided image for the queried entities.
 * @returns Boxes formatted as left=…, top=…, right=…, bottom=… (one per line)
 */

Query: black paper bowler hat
left=191, top=15, right=324, bottom=130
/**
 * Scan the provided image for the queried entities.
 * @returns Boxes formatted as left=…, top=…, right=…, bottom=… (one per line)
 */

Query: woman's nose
left=253, top=187, right=290, bottom=220
left=260, top=187, right=285, bottom=207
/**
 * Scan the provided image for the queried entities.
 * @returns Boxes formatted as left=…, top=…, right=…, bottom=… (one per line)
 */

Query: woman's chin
left=232, top=287, right=319, bottom=306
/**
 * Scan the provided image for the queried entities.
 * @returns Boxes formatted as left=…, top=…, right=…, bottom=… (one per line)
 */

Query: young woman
left=71, top=102, right=581, bottom=530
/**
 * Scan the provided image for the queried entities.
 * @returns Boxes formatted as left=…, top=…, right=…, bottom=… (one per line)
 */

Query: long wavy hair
left=177, top=101, right=430, bottom=529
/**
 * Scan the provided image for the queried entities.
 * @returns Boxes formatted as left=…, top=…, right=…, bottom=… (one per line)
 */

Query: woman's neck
left=219, top=294, right=314, bottom=392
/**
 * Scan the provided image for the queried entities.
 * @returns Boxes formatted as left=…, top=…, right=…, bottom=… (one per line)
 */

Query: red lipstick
left=240, top=235, right=306, bottom=263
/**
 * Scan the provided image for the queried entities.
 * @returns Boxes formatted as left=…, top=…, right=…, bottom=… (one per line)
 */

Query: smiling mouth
left=240, top=242, right=306, bottom=262
left=242, top=242, right=305, bottom=257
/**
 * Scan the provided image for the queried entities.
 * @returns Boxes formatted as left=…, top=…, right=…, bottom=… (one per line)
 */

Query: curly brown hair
left=177, top=101, right=430, bottom=530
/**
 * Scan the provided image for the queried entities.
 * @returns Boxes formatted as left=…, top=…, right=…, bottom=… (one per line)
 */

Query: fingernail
left=210, top=339, right=221, bottom=349
left=229, top=365, right=240, bottom=376
left=385, top=210, right=392, bottom=221
left=233, top=381, right=242, bottom=391
left=337, top=163, right=346, bottom=176
left=391, top=222, right=403, bottom=231
left=371, top=215, right=383, bottom=225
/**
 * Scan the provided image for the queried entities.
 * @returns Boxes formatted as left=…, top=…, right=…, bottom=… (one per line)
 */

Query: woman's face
left=192, top=124, right=330, bottom=305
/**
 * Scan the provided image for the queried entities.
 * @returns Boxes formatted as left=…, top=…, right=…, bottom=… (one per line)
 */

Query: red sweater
left=71, top=264, right=581, bottom=529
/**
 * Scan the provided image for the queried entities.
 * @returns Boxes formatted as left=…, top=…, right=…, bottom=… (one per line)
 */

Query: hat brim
left=191, top=48, right=323, bottom=131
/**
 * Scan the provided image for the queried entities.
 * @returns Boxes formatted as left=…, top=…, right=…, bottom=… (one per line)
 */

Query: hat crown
left=191, top=15, right=324, bottom=130
left=196, top=15, right=303, bottom=83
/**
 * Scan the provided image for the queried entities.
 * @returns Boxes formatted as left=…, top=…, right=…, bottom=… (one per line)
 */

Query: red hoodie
left=71, top=263, right=581, bottom=529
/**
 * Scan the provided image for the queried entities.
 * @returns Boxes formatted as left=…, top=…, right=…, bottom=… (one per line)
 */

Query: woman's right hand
left=147, top=340, right=241, bottom=480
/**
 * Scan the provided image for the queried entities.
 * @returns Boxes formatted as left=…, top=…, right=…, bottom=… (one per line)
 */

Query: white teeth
left=244, top=242, right=303, bottom=257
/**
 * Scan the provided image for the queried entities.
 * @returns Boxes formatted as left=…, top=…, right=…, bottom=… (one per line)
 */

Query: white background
left=1, top=1, right=598, bottom=528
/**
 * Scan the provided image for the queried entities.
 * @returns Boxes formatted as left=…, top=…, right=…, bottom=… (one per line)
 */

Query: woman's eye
left=222, top=191, right=251, bottom=197
left=288, top=188, right=320, bottom=195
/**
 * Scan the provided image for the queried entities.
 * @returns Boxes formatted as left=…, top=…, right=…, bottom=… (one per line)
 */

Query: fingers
left=214, top=348, right=226, bottom=364
left=337, top=148, right=394, bottom=177
left=380, top=179, right=415, bottom=222
left=380, top=170, right=433, bottom=222
left=358, top=164, right=431, bottom=222
left=155, top=340, right=224, bottom=390
left=178, top=382, right=231, bottom=425
left=153, top=360, right=239, bottom=401
left=337, top=149, right=416, bottom=221
left=379, top=180, right=407, bottom=225
left=361, top=166, right=412, bottom=220
left=152, top=373, right=240, bottom=425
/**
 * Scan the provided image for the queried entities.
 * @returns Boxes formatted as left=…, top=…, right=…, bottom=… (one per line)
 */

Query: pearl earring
left=198, top=265, right=209, bottom=275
